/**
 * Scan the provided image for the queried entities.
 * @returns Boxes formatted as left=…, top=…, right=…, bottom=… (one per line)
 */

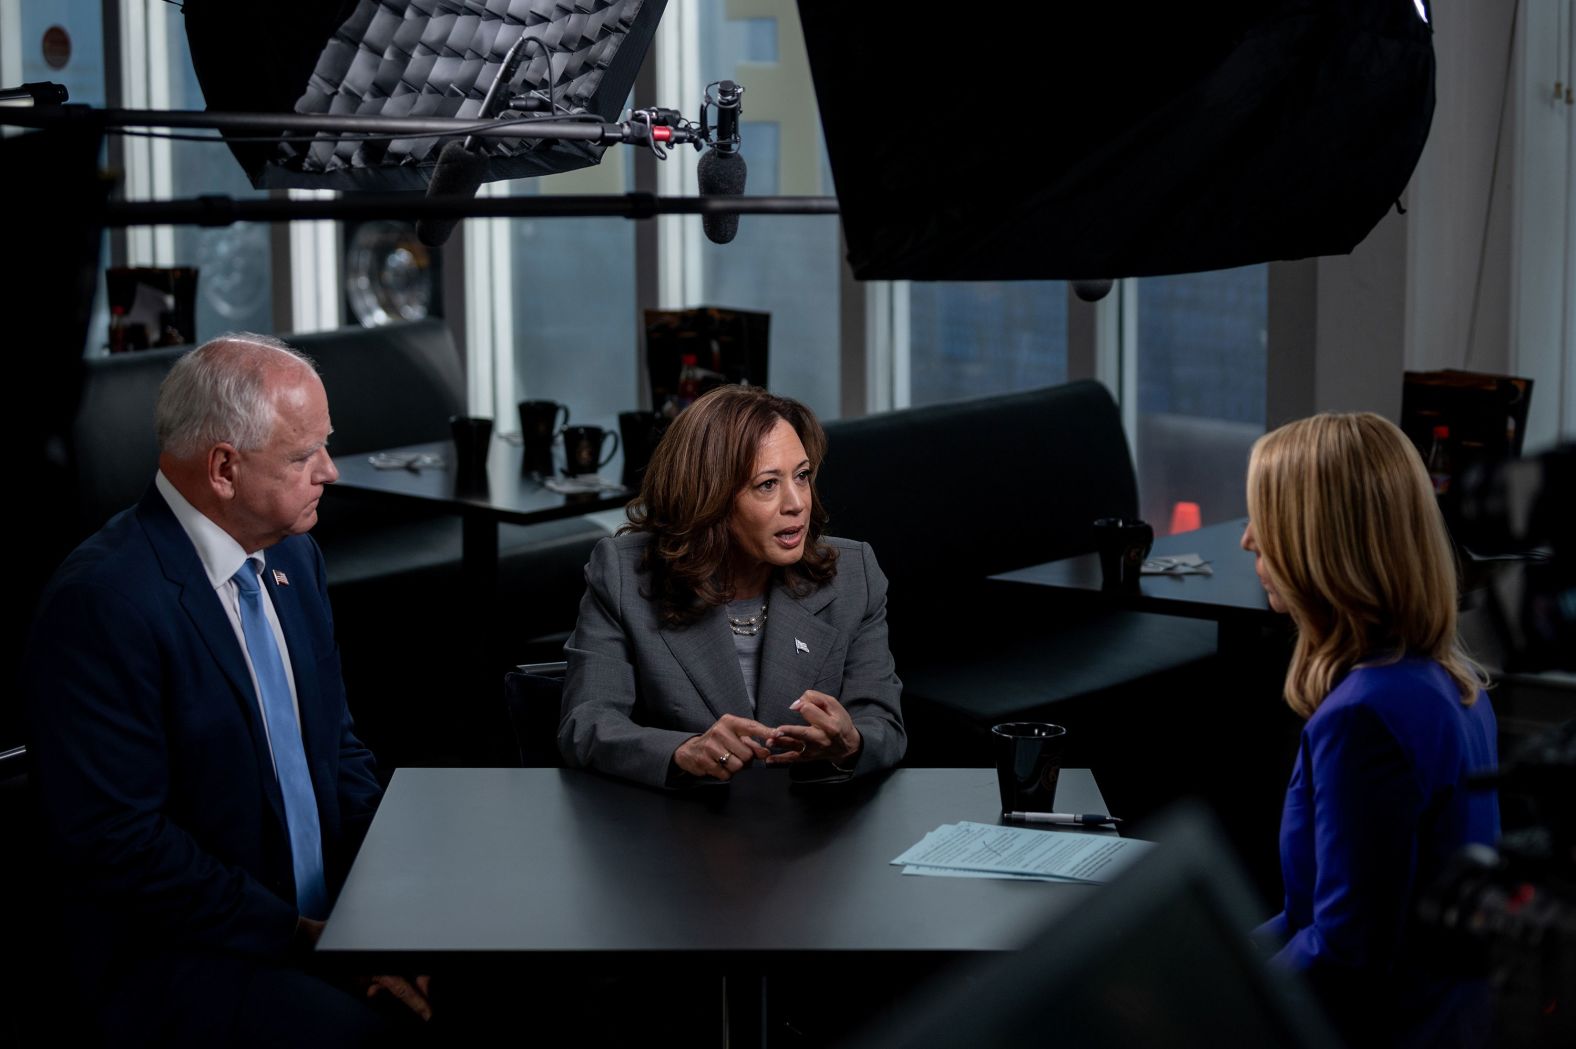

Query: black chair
left=0, top=745, right=88, bottom=1046
left=503, top=662, right=568, bottom=768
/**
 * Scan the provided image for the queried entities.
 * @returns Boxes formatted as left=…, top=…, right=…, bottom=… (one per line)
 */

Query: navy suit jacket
left=24, top=486, right=381, bottom=1032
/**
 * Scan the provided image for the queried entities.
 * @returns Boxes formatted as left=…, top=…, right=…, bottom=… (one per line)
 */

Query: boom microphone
left=415, top=33, right=539, bottom=247
left=697, top=80, right=745, bottom=245
left=414, top=139, right=490, bottom=247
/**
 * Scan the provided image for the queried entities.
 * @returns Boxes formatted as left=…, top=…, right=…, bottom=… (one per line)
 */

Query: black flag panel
left=797, top=0, right=1435, bottom=280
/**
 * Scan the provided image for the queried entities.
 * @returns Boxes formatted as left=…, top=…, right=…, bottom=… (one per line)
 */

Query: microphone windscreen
left=697, top=148, right=747, bottom=245
left=1072, top=279, right=1114, bottom=303
left=415, top=139, right=490, bottom=248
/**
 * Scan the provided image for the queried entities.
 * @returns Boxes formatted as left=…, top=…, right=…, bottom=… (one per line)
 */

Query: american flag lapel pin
left=272, top=569, right=290, bottom=587
left=794, top=637, right=809, bottom=655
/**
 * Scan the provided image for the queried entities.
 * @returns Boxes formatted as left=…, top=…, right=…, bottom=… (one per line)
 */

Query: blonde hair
left=1246, top=412, right=1486, bottom=717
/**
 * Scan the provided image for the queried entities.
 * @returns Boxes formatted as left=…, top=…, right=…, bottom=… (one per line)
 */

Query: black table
left=318, top=766, right=1115, bottom=1042
left=332, top=440, right=630, bottom=747
left=332, top=438, right=630, bottom=601
left=990, top=516, right=1275, bottom=650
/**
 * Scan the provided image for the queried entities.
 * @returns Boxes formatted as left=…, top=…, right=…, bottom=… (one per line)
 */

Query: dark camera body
left=1416, top=721, right=1576, bottom=1048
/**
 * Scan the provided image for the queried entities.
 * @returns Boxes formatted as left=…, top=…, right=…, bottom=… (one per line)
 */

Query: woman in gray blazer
left=558, top=385, right=906, bottom=787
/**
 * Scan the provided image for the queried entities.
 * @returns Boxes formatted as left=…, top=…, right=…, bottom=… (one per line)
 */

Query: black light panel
left=797, top=0, right=1437, bottom=281
left=185, top=0, right=666, bottom=191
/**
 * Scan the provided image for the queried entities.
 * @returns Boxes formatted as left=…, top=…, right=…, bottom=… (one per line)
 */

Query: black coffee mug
left=518, top=400, right=569, bottom=474
left=449, top=415, right=493, bottom=491
left=1093, top=517, right=1154, bottom=590
left=561, top=425, right=619, bottom=476
left=618, top=410, right=668, bottom=488
left=991, top=722, right=1068, bottom=815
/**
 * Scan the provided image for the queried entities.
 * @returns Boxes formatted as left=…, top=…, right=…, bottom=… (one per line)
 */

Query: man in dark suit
left=24, top=334, right=428, bottom=1047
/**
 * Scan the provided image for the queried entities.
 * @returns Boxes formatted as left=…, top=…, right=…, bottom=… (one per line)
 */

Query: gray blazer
left=558, top=533, right=906, bottom=787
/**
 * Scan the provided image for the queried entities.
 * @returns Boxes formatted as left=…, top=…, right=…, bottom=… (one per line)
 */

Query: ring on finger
left=717, top=753, right=731, bottom=766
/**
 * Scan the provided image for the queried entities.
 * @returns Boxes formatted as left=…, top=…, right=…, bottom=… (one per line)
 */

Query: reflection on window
left=1133, top=265, right=1267, bottom=532
left=906, top=283, right=1069, bottom=408
left=509, top=206, right=640, bottom=430
left=164, top=18, right=272, bottom=340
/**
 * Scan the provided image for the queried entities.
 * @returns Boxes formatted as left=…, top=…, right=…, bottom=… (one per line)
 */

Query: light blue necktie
left=232, top=560, right=328, bottom=920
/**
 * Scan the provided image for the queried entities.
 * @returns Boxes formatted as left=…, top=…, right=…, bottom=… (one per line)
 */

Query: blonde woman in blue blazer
left=1243, top=413, right=1498, bottom=1049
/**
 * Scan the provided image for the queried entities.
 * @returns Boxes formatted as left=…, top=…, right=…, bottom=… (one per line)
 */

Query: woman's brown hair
left=622, top=385, right=837, bottom=626
left=1246, top=412, right=1487, bottom=717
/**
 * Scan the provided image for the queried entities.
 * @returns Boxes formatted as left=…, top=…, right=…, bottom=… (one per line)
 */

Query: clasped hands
left=673, top=690, right=861, bottom=781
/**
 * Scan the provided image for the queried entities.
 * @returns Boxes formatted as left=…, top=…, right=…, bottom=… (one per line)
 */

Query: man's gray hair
left=156, top=333, right=318, bottom=458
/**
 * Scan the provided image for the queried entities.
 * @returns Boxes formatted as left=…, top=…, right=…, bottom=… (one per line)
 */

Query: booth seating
left=68, top=320, right=607, bottom=767
left=818, top=382, right=1225, bottom=812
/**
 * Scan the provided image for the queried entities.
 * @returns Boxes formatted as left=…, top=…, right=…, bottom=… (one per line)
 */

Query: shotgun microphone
left=696, top=80, right=745, bottom=245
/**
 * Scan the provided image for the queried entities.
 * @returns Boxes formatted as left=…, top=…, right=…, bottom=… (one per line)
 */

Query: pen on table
left=1003, top=811, right=1123, bottom=826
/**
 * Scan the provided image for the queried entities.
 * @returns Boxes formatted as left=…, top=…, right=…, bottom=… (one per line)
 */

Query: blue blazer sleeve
left=1275, top=702, right=1422, bottom=973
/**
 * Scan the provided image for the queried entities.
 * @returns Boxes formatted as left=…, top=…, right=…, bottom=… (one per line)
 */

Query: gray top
left=558, top=533, right=907, bottom=787
left=725, top=595, right=767, bottom=709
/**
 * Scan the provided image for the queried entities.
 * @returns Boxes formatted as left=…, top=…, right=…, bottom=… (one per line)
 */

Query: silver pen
left=1003, top=811, right=1122, bottom=826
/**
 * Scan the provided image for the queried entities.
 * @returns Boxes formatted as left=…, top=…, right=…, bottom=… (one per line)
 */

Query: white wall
left=1288, top=2, right=1574, bottom=452
left=1509, top=0, right=1575, bottom=450
left=1406, top=2, right=1519, bottom=376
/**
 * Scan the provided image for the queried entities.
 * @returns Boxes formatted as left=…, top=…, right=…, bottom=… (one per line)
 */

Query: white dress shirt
left=155, top=472, right=303, bottom=765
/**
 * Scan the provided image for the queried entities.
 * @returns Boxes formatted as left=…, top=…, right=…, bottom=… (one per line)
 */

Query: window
left=1129, top=265, right=1268, bottom=532
left=903, top=282, right=1069, bottom=408
left=662, top=0, right=842, bottom=419
left=161, top=16, right=274, bottom=340
left=113, top=1, right=278, bottom=342
left=508, top=164, right=641, bottom=432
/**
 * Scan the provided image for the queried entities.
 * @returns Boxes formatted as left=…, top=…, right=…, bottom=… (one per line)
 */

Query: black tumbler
left=518, top=400, right=569, bottom=475
left=449, top=415, right=493, bottom=493
left=991, top=722, right=1068, bottom=815
left=1093, top=517, right=1154, bottom=590
left=618, top=410, right=668, bottom=488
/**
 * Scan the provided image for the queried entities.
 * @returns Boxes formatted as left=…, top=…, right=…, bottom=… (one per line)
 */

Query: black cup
left=1093, top=517, right=1154, bottom=590
left=518, top=400, right=570, bottom=475
left=618, top=410, right=668, bottom=488
left=992, top=722, right=1068, bottom=816
left=561, top=425, right=620, bottom=477
left=450, top=415, right=493, bottom=491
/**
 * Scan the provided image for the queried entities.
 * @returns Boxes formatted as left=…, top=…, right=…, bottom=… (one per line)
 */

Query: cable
left=1464, top=0, right=1521, bottom=370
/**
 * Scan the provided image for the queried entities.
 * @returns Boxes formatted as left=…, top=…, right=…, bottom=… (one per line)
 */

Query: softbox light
left=798, top=0, right=1436, bottom=280
left=184, top=0, right=666, bottom=191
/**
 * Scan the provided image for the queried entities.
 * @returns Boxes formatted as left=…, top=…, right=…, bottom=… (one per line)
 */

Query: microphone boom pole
left=0, top=104, right=644, bottom=144
left=102, top=192, right=838, bottom=229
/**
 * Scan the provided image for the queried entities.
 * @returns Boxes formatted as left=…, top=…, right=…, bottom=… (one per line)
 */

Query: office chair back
left=504, top=662, right=568, bottom=768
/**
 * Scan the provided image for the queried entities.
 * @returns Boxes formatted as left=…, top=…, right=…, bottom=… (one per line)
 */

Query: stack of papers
left=891, top=821, right=1153, bottom=883
left=1140, top=553, right=1212, bottom=576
